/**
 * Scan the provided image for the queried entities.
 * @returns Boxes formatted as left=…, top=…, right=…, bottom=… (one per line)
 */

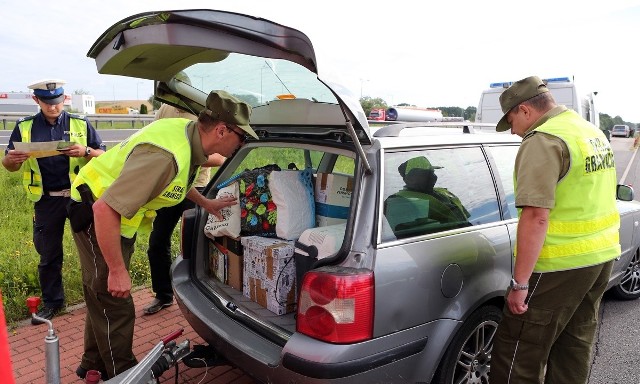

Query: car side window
left=382, top=148, right=500, bottom=241
left=485, top=145, right=519, bottom=219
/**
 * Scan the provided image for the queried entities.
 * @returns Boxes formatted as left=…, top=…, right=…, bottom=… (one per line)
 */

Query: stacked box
left=213, top=236, right=244, bottom=291
left=241, top=236, right=297, bottom=315
left=208, top=242, right=226, bottom=284
left=315, top=173, right=353, bottom=226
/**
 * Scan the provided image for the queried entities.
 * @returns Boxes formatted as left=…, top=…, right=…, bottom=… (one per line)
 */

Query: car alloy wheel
left=611, top=250, right=640, bottom=300
left=433, top=305, right=501, bottom=384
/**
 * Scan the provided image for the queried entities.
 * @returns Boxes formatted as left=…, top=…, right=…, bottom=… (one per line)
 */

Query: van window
left=485, top=145, right=519, bottom=219
left=382, top=147, right=500, bottom=240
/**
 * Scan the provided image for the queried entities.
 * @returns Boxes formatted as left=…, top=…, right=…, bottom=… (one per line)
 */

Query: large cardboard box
left=212, top=236, right=243, bottom=291
left=241, top=236, right=297, bottom=315
left=315, top=173, right=353, bottom=226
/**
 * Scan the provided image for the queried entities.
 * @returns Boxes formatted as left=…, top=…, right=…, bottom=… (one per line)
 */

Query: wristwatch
left=510, top=278, right=529, bottom=291
left=84, top=147, right=92, bottom=157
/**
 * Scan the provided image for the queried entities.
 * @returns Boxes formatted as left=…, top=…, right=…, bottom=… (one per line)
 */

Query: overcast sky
left=3, top=0, right=640, bottom=121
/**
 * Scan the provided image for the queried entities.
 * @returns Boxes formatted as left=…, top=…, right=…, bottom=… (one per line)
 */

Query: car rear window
left=230, top=147, right=354, bottom=176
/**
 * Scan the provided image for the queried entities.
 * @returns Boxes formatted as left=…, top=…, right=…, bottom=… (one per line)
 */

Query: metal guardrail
left=0, top=112, right=155, bottom=130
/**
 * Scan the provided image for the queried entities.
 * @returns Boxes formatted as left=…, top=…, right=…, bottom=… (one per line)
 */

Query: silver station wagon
left=88, top=9, right=640, bottom=384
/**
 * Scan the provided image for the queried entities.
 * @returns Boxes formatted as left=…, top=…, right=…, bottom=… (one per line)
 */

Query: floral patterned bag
left=218, top=164, right=281, bottom=237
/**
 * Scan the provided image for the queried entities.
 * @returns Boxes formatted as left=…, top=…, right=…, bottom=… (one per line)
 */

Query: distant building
left=0, top=92, right=38, bottom=113
left=70, top=94, right=96, bottom=114
left=0, top=92, right=96, bottom=114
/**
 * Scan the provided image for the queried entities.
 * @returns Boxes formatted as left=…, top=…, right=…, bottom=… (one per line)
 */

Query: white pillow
left=269, top=169, right=315, bottom=240
left=296, top=223, right=346, bottom=259
left=203, top=182, right=241, bottom=239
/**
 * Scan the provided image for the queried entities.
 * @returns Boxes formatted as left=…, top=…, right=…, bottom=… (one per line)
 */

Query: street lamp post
left=360, top=78, right=369, bottom=99
left=194, top=75, right=210, bottom=90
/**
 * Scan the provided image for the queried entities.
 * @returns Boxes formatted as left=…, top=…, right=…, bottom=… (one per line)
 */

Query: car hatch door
left=86, top=9, right=371, bottom=145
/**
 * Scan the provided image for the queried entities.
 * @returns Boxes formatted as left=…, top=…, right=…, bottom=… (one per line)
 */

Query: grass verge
left=0, top=169, right=175, bottom=326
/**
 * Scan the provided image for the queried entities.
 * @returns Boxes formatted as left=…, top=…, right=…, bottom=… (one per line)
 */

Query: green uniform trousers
left=72, top=225, right=138, bottom=379
left=491, top=260, right=613, bottom=384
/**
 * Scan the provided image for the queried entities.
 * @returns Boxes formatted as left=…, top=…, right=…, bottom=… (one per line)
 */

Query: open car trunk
left=185, top=137, right=360, bottom=343
left=89, top=7, right=376, bottom=364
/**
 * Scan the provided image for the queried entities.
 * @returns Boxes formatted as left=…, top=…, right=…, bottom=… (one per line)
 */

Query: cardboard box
left=245, top=277, right=297, bottom=315
left=217, top=235, right=243, bottom=256
left=208, top=242, right=226, bottom=284
left=226, top=249, right=243, bottom=291
left=315, top=173, right=353, bottom=226
left=210, top=236, right=244, bottom=290
left=241, top=236, right=297, bottom=315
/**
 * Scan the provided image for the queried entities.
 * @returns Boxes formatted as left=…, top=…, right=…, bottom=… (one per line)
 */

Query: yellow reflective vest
left=19, top=116, right=89, bottom=202
left=71, top=118, right=195, bottom=238
left=516, top=110, right=620, bottom=272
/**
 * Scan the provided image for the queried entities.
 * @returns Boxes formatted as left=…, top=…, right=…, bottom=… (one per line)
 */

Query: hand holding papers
left=13, top=141, right=73, bottom=158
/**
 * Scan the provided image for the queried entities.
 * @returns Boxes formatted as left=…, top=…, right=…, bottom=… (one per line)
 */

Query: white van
left=476, top=76, right=600, bottom=129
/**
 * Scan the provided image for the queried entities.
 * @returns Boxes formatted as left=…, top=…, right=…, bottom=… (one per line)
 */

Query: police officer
left=69, top=90, right=255, bottom=379
left=2, top=79, right=105, bottom=325
left=490, top=76, right=619, bottom=383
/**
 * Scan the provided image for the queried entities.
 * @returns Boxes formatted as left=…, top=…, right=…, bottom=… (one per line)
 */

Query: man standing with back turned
left=69, top=90, right=256, bottom=380
left=490, top=76, right=620, bottom=383
left=2, top=79, right=105, bottom=324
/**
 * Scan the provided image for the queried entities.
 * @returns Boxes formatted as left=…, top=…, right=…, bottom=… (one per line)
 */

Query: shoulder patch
left=16, top=115, right=36, bottom=124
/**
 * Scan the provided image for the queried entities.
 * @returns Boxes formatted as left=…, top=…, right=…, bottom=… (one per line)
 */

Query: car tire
left=431, top=305, right=501, bottom=384
left=609, top=250, right=640, bottom=300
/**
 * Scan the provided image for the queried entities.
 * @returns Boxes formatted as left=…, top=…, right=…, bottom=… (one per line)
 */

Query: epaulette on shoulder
left=16, top=115, right=36, bottom=124
left=68, top=113, right=87, bottom=120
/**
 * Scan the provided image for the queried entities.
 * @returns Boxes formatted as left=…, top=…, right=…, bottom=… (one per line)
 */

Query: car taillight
left=296, top=269, right=374, bottom=343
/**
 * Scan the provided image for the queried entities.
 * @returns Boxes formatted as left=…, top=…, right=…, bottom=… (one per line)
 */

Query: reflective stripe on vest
left=19, top=117, right=89, bottom=202
left=71, top=118, right=194, bottom=238
left=515, top=110, right=620, bottom=272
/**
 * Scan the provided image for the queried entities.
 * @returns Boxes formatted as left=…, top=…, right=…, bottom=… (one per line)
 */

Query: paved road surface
left=589, top=136, right=640, bottom=384
left=9, top=288, right=257, bottom=384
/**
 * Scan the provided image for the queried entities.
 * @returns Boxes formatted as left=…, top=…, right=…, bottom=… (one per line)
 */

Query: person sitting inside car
left=385, top=156, right=469, bottom=235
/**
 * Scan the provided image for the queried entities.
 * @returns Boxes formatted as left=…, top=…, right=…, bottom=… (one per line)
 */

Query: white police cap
left=28, top=79, right=66, bottom=105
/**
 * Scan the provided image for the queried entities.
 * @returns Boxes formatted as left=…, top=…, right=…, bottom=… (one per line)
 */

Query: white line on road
left=620, top=145, right=638, bottom=185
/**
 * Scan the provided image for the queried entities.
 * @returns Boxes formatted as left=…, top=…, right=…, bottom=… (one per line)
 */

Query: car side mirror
left=617, top=184, right=634, bottom=201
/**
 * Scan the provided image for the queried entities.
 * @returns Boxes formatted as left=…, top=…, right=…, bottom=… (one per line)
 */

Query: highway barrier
left=0, top=112, right=155, bottom=130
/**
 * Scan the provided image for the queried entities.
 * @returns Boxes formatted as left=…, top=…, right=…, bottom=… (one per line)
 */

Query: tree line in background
left=359, top=96, right=637, bottom=131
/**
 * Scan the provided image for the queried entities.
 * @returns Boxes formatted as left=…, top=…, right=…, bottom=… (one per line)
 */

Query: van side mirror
left=617, top=184, right=634, bottom=201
